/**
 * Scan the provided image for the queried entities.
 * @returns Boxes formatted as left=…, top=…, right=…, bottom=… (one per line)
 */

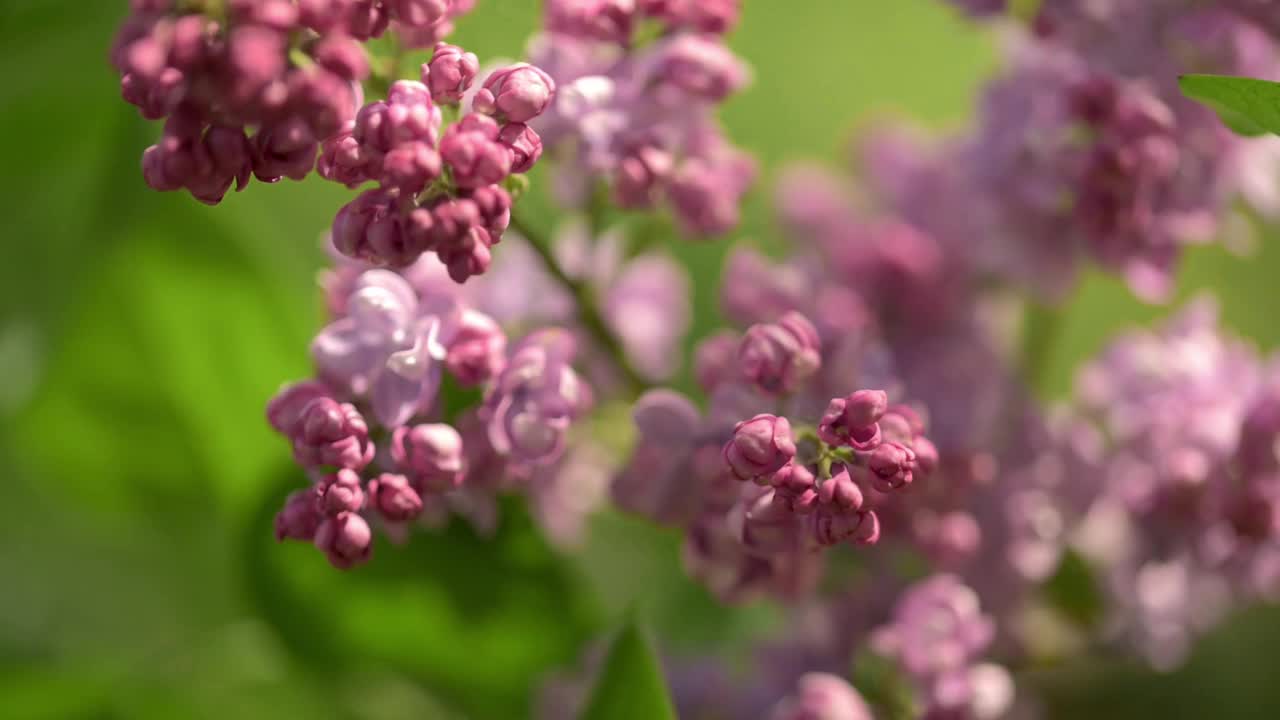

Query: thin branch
left=509, top=213, right=648, bottom=395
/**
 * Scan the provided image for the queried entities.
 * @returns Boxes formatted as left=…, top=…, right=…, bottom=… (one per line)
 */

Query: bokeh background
left=5, top=1, right=1280, bottom=717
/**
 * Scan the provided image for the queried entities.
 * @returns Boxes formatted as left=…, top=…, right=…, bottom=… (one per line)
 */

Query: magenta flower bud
left=613, top=145, right=674, bottom=209
left=391, top=423, right=465, bottom=491
left=311, top=35, right=370, bottom=82
left=738, top=312, right=821, bottom=396
left=274, top=487, right=324, bottom=542
left=439, top=227, right=494, bottom=283
left=920, top=511, right=981, bottom=566
left=292, top=397, right=375, bottom=470
left=817, top=397, right=882, bottom=451
left=319, top=468, right=366, bottom=514
left=355, top=81, right=441, bottom=154
left=332, top=188, right=400, bottom=264
left=317, top=128, right=371, bottom=187
left=314, top=511, right=373, bottom=569
left=380, top=142, right=442, bottom=192
left=440, top=113, right=513, bottom=189
left=810, top=508, right=880, bottom=547
left=545, top=0, right=636, bottom=44
left=497, top=123, right=543, bottom=174
left=444, top=309, right=507, bottom=385
left=845, top=390, right=889, bottom=427
left=367, top=472, right=425, bottom=522
left=723, top=414, right=796, bottom=482
left=466, top=183, right=512, bottom=237
left=868, top=441, right=915, bottom=492
left=912, top=436, right=939, bottom=478
left=250, top=126, right=317, bottom=184
left=653, top=34, right=747, bottom=102
left=693, top=330, right=739, bottom=392
left=225, top=26, right=287, bottom=105
left=772, top=672, right=873, bottom=720
left=422, top=42, right=479, bottom=103
left=267, top=380, right=332, bottom=435
left=387, top=0, right=450, bottom=28
left=730, top=488, right=807, bottom=555
left=473, top=63, right=556, bottom=123
left=818, top=467, right=864, bottom=511
left=426, top=196, right=481, bottom=247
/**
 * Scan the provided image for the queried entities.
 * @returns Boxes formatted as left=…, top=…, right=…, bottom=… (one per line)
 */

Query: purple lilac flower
left=770, top=673, right=873, bottom=720
left=483, top=329, right=591, bottom=464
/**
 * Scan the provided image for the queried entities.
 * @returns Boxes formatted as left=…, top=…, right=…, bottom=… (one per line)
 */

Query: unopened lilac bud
left=772, top=461, right=818, bottom=512
left=319, top=468, right=366, bottom=514
left=317, top=128, right=370, bottom=187
left=818, top=467, right=863, bottom=511
left=772, top=672, right=873, bottom=720
left=267, top=380, right=332, bottom=435
left=738, top=312, right=821, bottom=395
left=545, top=0, right=636, bottom=44
left=654, top=34, right=747, bottom=102
left=292, top=397, right=375, bottom=470
left=388, top=0, right=450, bottom=28
left=868, top=441, right=915, bottom=492
left=380, top=142, right=442, bottom=192
left=311, top=35, right=370, bottom=82
left=473, top=63, right=556, bottom=123
left=274, top=487, right=324, bottom=541
left=439, top=227, right=494, bottom=282
left=498, top=123, right=543, bottom=174
left=731, top=489, right=806, bottom=554
left=844, top=390, right=888, bottom=427
left=466, top=184, right=512, bottom=237
left=817, top=397, right=882, bottom=451
left=422, top=42, right=479, bottom=103
left=445, top=309, right=507, bottom=384
left=723, top=414, right=796, bottom=482
left=613, top=145, right=674, bottom=209
left=810, top=508, right=880, bottom=547
left=693, top=330, right=739, bottom=392
left=913, top=436, right=939, bottom=477
left=314, top=511, right=372, bottom=569
left=367, top=472, right=425, bottom=522
left=881, top=404, right=925, bottom=444
left=919, top=510, right=981, bottom=566
left=440, top=113, right=513, bottom=188
left=391, top=423, right=464, bottom=491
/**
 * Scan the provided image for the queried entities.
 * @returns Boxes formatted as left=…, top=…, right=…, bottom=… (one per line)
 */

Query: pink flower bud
left=613, top=145, right=674, bottom=209
left=868, top=441, right=915, bottom=492
left=445, top=309, right=507, bottom=384
left=810, top=507, right=880, bottom=547
left=311, top=35, right=370, bottom=82
left=391, top=423, right=465, bottom=491
left=367, top=472, right=425, bottom=522
left=653, top=34, right=747, bottom=103
left=545, top=0, right=636, bottom=44
left=292, top=397, right=375, bottom=470
left=817, top=396, right=882, bottom=451
left=730, top=488, right=807, bottom=554
left=738, top=312, right=821, bottom=396
left=498, top=122, right=543, bottom=174
left=772, top=672, right=873, bottom=720
left=387, top=0, right=450, bottom=28
left=438, top=227, right=494, bottom=283
left=267, top=380, right=332, bottom=435
left=380, top=142, right=442, bottom=192
left=440, top=113, right=513, bottom=189
left=723, top=414, right=796, bottom=482
left=845, top=390, right=889, bottom=427
left=274, top=487, right=324, bottom=541
left=422, top=42, right=479, bottom=103
left=314, top=511, right=373, bottom=569
left=318, top=468, right=366, bottom=515
left=473, top=63, right=556, bottom=123
left=693, top=330, right=740, bottom=393
left=912, top=436, right=939, bottom=478
left=818, top=467, right=863, bottom=511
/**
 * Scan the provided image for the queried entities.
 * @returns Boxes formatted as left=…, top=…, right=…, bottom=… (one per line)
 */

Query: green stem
left=509, top=213, right=648, bottom=394
left=1020, top=299, right=1065, bottom=398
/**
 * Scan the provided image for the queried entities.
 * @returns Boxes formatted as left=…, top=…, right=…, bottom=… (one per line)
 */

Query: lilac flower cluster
left=921, top=0, right=1280, bottom=301
left=530, top=0, right=755, bottom=237
left=112, top=0, right=372, bottom=203
left=322, top=47, right=557, bottom=279
left=268, top=265, right=591, bottom=567
left=615, top=301, right=939, bottom=602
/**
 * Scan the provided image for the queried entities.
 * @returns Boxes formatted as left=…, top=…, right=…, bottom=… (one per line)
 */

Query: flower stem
left=509, top=213, right=648, bottom=394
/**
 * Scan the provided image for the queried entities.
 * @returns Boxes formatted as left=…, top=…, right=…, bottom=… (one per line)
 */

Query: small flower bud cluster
left=321, top=48, right=555, bottom=278
left=112, top=0, right=375, bottom=204
left=870, top=575, right=1014, bottom=720
left=268, top=264, right=589, bottom=568
left=770, top=673, right=873, bottom=720
left=721, top=388, right=937, bottom=558
left=531, top=0, right=753, bottom=237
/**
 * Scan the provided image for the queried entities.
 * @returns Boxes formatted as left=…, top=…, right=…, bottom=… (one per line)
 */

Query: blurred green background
left=4, top=1, right=1280, bottom=718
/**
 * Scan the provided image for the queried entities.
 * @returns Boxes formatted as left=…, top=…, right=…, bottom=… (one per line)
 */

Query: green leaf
left=579, top=619, right=676, bottom=720
left=1178, top=74, right=1280, bottom=137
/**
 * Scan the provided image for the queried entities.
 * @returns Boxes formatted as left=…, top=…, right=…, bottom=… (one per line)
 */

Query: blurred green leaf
left=1178, top=74, right=1280, bottom=137
left=579, top=619, right=676, bottom=720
